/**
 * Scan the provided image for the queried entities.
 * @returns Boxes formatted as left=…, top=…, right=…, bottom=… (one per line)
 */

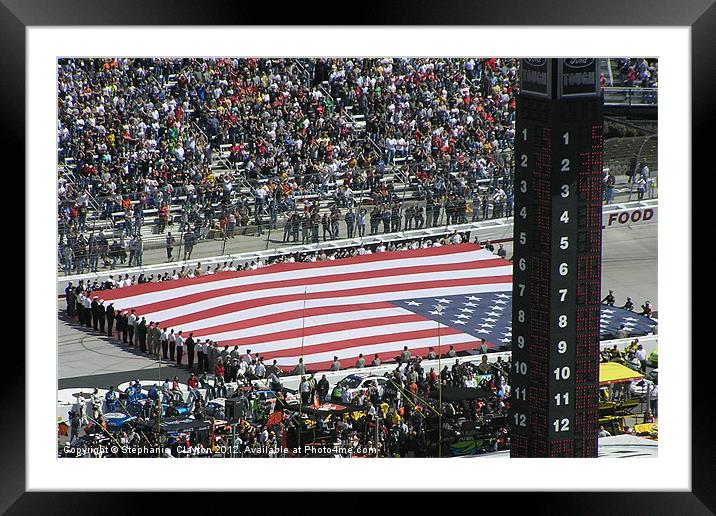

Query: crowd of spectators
left=600, top=338, right=651, bottom=372
left=57, top=58, right=518, bottom=270
left=613, top=58, right=658, bottom=88
left=64, top=351, right=512, bottom=458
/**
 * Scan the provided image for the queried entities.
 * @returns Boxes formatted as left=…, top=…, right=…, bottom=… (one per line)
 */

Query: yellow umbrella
left=599, top=362, right=645, bottom=385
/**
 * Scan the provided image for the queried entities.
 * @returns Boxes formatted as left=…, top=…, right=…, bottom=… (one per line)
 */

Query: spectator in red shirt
left=187, top=373, right=198, bottom=389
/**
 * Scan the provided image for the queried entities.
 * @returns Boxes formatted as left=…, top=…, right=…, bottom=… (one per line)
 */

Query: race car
left=629, top=378, right=656, bottom=398
left=330, top=374, right=388, bottom=402
left=205, top=398, right=227, bottom=419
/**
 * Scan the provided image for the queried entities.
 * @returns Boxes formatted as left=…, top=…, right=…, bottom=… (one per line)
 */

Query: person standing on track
left=115, top=310, right=124, bottom=342
left=64, top=282, right=73, bottom=315
left=166, top=232, right=176, bottom=262
left=175, top=330, right=185, bottom=366
left=169, top=329, right=176, bottom=362
left=186, top=333, right=195, bottom=369
left=82, top=294, right=92, bottom=327
left=152, top=323, right=162, bottom=357
left=97, top=300, right=106, bottom=334
left=138, top=317, right=147, bottom=353
left=196, top=339, right=205, bottom=372
left=121, top=311, right=129, bottom=343
left=76, top=291, right=85, bottom=325
left=91, top=296, right=100, bottom=331
left=161, top=327, right=169, bottom=360
left=106, top=302, right=115, bottom=337
left=127, top=310, right=137, bottom=345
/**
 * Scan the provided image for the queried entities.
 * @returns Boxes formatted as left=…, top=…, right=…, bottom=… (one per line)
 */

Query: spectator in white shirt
left=175, top=331, right=185, bottom=366
left=160, top=328, right=169, bottom=360
left=635, top=345, right=647, bottom=372
left=196, top=340, right=206, bottom=372
left=254, top=359, right=266, bottom=379
left=127, top=311, right=137, bottom=345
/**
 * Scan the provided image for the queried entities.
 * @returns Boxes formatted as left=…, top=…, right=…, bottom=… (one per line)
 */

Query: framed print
left=5, top=0, right=708, bottom=512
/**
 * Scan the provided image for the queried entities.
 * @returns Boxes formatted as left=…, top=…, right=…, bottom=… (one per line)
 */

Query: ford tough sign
left=520, top=58, right=552, bottom=98
left=559, top=58, right=599, bottom=98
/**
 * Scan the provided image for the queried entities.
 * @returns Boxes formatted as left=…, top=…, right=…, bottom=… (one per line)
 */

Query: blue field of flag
left=394, top=293, right=656, bottom=348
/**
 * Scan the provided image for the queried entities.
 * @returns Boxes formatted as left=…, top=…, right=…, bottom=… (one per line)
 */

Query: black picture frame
left=6, top=0, right=707, bottom=512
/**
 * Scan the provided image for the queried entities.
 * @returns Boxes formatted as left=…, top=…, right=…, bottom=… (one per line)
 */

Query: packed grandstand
left=57, top=58, right=658, bottom=458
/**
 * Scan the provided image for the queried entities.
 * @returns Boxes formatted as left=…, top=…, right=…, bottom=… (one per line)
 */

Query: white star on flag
left=486, top=311, right=501, bottom=317
left=460, top=308, right=475, bottom=313
left=405, top=300, right=421, bottom=306
left=467, top=296, right=481, bottom=301
left=495, top=299, right=508, bottom=305
left=451, top=320, right=466, bottom=325
left=436, top=298, right=451, bottom=304
left=483, top=317, right=497, bottom=323
left=463, top=302, right=477, bottom=307
left=496, top=293, right=510, bottom=299
left=456, top=314, right=470, bottom=319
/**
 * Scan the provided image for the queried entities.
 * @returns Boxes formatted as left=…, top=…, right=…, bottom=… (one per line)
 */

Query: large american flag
left=98, top=243, right=655, bottom=371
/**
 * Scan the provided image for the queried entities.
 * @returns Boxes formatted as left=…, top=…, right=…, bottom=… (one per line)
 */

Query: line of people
left=601, top=289, right=654, bottom=318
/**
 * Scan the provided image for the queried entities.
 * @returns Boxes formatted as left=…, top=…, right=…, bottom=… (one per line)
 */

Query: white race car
left=331, top=374, right=389, bottom=402
left=629, top=378, right=655, bottom=398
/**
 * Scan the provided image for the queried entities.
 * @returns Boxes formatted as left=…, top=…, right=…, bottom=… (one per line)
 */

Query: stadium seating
left=57, top=58, right=657, bottom=260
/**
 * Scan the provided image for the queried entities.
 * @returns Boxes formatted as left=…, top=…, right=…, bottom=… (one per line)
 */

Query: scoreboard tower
left=510, top=58, right=604, bottom=458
